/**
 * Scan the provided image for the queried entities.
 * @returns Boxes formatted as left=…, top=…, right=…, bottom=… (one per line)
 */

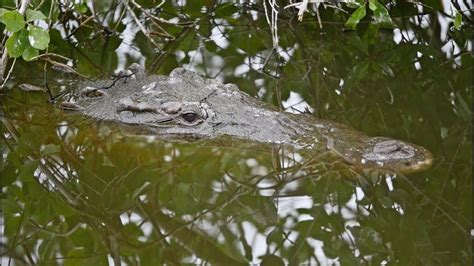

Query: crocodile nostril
left=363, top=139, right=416, bottom=161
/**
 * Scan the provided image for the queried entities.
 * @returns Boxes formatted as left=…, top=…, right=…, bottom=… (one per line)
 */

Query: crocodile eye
left=182, top=112, right=198, bottom=123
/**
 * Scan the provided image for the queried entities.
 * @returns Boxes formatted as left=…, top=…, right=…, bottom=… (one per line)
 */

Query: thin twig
left=129, top=0, right=193, bottom=27
left=0, top=58, right=17, bottom=88
left=122, top=0, right=162, bottom=50
left=40, top=58, right=89, bottom=79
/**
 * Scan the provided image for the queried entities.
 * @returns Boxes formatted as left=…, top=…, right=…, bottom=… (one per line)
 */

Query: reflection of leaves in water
left=2, top=94, right=361, bottom=264
left=2, top=80, right=471, bottom=264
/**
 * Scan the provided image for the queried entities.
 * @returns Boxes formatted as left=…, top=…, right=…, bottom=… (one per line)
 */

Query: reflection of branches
left=399, top=172, right=470, bottom=235
left=28, top=219, right=82, bottom=237
left=224, top=147, right=348, bottom=197
left=122, top=0, right=161, bottom=49
left=1, top=118, right=79, bottom=206
left=149, top=27, right=192, bottom=72
left=141, top=203, right=247, bottom=265
left=129, top=0, right=194, bottom=28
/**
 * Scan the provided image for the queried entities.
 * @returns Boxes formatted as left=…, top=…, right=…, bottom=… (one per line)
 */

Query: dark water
left=1, top=2, right=472, bottom=265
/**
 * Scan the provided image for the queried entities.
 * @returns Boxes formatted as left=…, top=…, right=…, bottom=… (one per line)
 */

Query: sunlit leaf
left=22, top=42, right=39, bottom=61
left=368, top=0, right=377, bottom=11
left=26, top=9, right=47, bottom=22
left=0, top=8, right=7, bottom=19
left=454, top=11, right=462, bottom=30
left=5, top=29, right=28, bottom=57
left=345, top=4, right=366, bottom=29
left=28, top=25, right=50, bottom=50
left=74, top=4, right=88, bottom=14
left=1, top=10, right=25, bottom=32
left=346, top=0, right=364, bottom=9
left=369, top=0, right=395, bottom=28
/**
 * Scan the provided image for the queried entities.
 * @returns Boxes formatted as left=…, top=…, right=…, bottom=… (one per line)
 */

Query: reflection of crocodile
left=65, top=65, right=433, bottom=174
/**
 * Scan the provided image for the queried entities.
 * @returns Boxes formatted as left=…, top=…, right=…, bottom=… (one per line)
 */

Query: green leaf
left=357, top=226, right=384, bottom=253
left=215, top=3, right=239, bottom=17
left=454, top=11, right=462, bottom=30
left=369, top=0, right=395, bottom=28
left=74, top=4, right=88, bottom=14
left=64, top=248, right=87, bottom=266
left=52, top=199, right=77, bottom=217
left=18, top=160, right=39, bottom=182
left=70, top=228, right=95, bottom=251
left=0, top=162, right=18, bottom=187
left=346, top=0, right=364, bottom=9
left=345, top=4, right=367, bottom=29
left=22, top=42, right=39, bottom=61
left=368, top=0, right=377, bottom=11
left=0, top=8, right=7, bottom=18
left=26, top=9, right=47, bottom=22
left=28, top=25, right=50, bottom=50
left=1, top=10, right=25, bottom=32
left=261, top=254, right=285, bottom=266
left=5, top=29, right=28, bottom=57
left=40, top=143, right=60, bottom=156
left=4, top=214, right=22, bottom=237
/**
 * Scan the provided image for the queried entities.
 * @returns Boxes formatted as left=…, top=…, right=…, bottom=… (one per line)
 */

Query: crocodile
left=64, top=65, right=433, bottom=174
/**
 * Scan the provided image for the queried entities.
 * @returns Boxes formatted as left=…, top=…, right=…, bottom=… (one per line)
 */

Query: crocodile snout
left=359, top=137, right=433, bottom=174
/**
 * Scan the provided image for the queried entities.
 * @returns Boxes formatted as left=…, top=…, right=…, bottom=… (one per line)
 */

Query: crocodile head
left=74, top=67, right=306, bottom=144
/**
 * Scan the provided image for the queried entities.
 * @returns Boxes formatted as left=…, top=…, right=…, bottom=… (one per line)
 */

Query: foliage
left=1, top=8, right=49, bottom=61
left=0, top=0, right=467, bottom=69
